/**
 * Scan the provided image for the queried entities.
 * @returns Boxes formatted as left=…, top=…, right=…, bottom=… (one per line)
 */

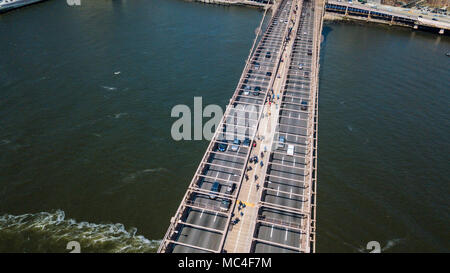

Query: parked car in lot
left=231, top=138, right=241, bottom=152
left=210, top=182, right=221, bottom=199
left=298, top=64, right=303, bottom=70
left=220, top=199, right=231, bottom=211
left=265, top=51, right=271, bottom=58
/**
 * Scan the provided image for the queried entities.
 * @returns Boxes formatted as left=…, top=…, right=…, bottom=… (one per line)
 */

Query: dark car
left=243, top=137, right=251, bottom=147
left=266, top=71, right=272, bottom=77
left=301, top=100, right=308, bottom=111
left=265, top=51, right=271, bottom=58
left=218, top=140, right=228, bottom=152
left=307, top=49, right=312, bottom=56
left=210, top=182, right=221, bottom=199
left=253, top=86, right=261, bottom=96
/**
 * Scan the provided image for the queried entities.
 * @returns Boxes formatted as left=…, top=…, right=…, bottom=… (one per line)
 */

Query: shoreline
left=323, top=12, right=450, bottom=36
left=184, top=0, right=272, bottom=9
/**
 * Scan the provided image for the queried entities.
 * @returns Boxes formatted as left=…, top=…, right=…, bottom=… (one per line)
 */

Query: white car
left=287, top=145, right=294, bottom=156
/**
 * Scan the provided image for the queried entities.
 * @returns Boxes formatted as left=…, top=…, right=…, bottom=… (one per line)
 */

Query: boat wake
left=0, top=210, right=160, bottom=253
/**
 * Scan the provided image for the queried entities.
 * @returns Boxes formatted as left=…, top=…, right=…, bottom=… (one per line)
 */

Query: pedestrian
left=260, top=161, right=264, bottom=167
left=261, top=151, right=264, bottom=158
left=254, top=174, right=258, bottom=181
left=256, top=183, right=260, bottom=191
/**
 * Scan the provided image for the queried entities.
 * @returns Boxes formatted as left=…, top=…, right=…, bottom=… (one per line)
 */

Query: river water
left=0, top=0, right=448, bottom=252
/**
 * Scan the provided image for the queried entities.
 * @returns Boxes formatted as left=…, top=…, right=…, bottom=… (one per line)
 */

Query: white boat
left=0, top=0, right=46, bottom=13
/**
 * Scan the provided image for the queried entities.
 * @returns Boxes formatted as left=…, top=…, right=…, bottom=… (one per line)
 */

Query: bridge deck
left=158, top=0, right=322, bottom=253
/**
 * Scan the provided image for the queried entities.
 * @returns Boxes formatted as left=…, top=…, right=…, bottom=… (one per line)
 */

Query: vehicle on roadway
left=301, top=100, right=308, bottom=111
left=217, top=140, right=228, bottom=152
left=253, top=86, right=261, bottom=96
left=226, top=183, right=236, bottom=195
left=243, top=137, right=251, bottom=147
left=287, top=144, right=294, bottom=156
left=278, top=136, right=285, bottom=149
left=220, top=199, right=230, bottom=211
left=210, top=182, right=221, bottom=199
left=231, top=138, right=241, bottom=152
left=243, top=85, right=251, bottom=95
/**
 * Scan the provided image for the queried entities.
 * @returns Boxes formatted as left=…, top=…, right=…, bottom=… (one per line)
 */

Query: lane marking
left=200, top=209, right=204, bottom=218
left=270, top=225, right=274, bottom=238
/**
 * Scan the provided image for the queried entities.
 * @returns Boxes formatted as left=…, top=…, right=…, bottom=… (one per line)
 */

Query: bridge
left=158, top=0, right=323, bottom=253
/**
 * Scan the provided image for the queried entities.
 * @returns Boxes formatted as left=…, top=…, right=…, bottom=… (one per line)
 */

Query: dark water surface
left=0, top=0, right=448, bottom=252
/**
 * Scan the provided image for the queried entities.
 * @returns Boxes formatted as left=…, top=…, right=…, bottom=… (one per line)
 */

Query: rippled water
left=0, top=0, right=448, bottom=252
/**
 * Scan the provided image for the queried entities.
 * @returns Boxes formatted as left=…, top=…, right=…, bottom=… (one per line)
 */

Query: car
left=243, top=137, right=251, bottom=147
left=265, top=51, right=271, bottom=58
left=243, top=85, right=251, bottom=95
left=432, top=18, right=438, bottom=21
left=304, top=71, right=309, bottom=78
left=252, top=155, right=258, bottom=163
left=301, top=100, right=308, bottom=111
left=287, top=145, right=294, bottom=156
left=266, top=71, right=272, bottom=77
left=253, top=86, right=261, bottom=96
left=226, top=184, right=236, bottom=195
left=307, top=49, right=312, bottom=56
left=220, top=199, right=231, bottom=211
left=218, top=140, right=228, bottom=152
left=278, top=136, right=285, bottom=149
left=231, top=138, right=241, bottom=152
left=298, top=64, right=303, bottom=70
left=210, top=182, right=221, bottom=199
left=253, top=62, right=260, bottom=70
